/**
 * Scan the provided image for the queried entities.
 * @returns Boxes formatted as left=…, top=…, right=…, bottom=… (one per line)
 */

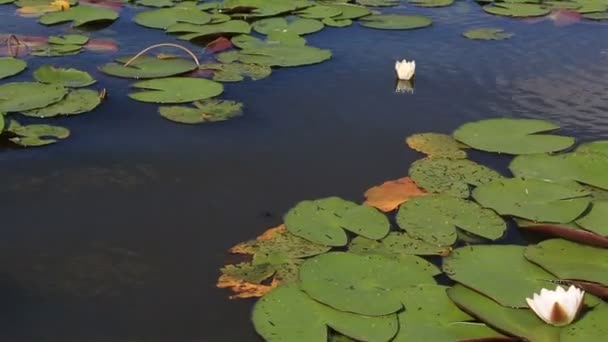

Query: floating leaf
left=8, top=121, right=70, bottom=146
left=48, top=34, right=89, bottom=45
left=39, top=5, right=119, bottom=27
left=198, top=62, right=271, bottom=82
left=577, top=140, right=608, bottom=155
left=252, top=17, right=324, bottom=35
left=409, top=0, right=454, bottom=7
left=136, top=0, right=174, bottom=7
left=483, top=3, right=551, bottom=17
left=327, top=3, right=371, bottom=20
left=299, top=252, right=438, bottom=316
left=356, top=0, right=399, bottom=6
left=284, top=197, right=390, bottom=246
left=133, top=5, right=211, bottom=29
left=453, top=118, right=575, bottom=155
left=31, top=44, right=82, bottom=57
left=253, top=284, right=399, bottom=342
left=394, top=284, right=505, bottom=342
left=510, top=151, right=608, bottom=190
left=297, top=5, right=342, bottom=19
left=129, top=77, right=223, bottom=103
left=409, top=158, right=503, bottom=198
left=576, top=200, right=608, bottom=236
left=0, top=57, right=27, bottom=80
left=217, top=45, right=332, bottom=67
left=463, top=28, right=514, bottom=40
left=561, top=303, right=608, bottom=341
left=406, top=133, right=467, bottom=159
left=99, top=55, right=198, bottom=79
left=0, top=82, right=67, bottom=112
left=171, top=20, right=251, bottom=40
left=583, top=12, right=608, bottom=20
left=363, top=176, right=427, bottom=212
left=33, top=65, right=96, bottom=88
left=159, top=99, right=243, bottom=124
left=21, top=89, right=102, bottom=118
left=443, top=245, right=557, bottom=308
left=525, top=239, right=608, bottom=286
left=473, top=178, right=591, bottom=223
left=348, top=232, right=451, bottom=257
left=360, top=14, right=432, bottom=30
left=322, top=17, right=352, bottom=27
left=217, top=264, right=279, bottom=299
left=396, top=194, right=506, bottom=246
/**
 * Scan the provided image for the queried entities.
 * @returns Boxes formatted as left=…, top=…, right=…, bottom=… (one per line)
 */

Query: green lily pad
left=583, top=11, right=608, bottom=20
left=409, top=0, right=454, bottom=7
left=33, top=65, right=96, bottom=88
left=222, top=0, right=309, bottom=17
left=406, top=133, right=467, bottom=159
left=463, top=28, right=513, bottom=40
left=21, top=89, right=102, bottom=118
left=253, top=284, right=399, bottom=342
left=510, top=151, right=608, bottom=190
left=297, top=5, right=342, bottom=19
left=284, top=197, right=390, bottom=246
left=577, top=140, right=608, bottom=155
left=252, top=17, right=324, bottom=35
left=159, top=99, right=243, bottom=124
left=443, top=245, right=557, bottom=308
left=453, top=118, right=575, bottom=155
left=0, top=82, right=67, bottom=112
left=322, top=17, right=353, bottom=27
left=473, top=178, right=591, bottom=223
left=348, top=232, right=451, bottom=257
left=0, top=57, right=27, bottom=80
left=299, top=252, right=439, bottom=316
left=199, top=62, right=272, bottom=82
left=31, top=44, right=82, bottom=57
left=396, top=194, right=506, bottom=246
left=483, top=3, right=551, bottom=17
left=129, top=77, right=223, bottom=104
left=8, top=121, right=70, bottom=147
left=394, top=284, right=505, bottom=342
left=171, top=20, right=251, bottom=40
left=525, top=239, right=608, bottom=285
left=327, top=3, right=371, bottom=20
left=136, top=0, right=175, bottom=7
left=217, top=45, right=332, bottom=67
left=48, top=34, right=89, bottom=45
left=360, top=14, right=432, bottom=30
left=134, top=5, right=211, bottom=29
left=99, top=56, right=198, bottom=79
left=356, top=0, right=399, bottom=6
left=39, top=6, right=119, bottom=27
left=447, top=284, right=561, bottom=341
left=561, top=303, right=608, bottom=341
left=409, top=158, right=503, bottom=198
left=576, top=200, right=608, bottom=236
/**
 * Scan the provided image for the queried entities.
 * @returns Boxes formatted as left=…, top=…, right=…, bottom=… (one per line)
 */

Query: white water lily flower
left=526, top=285, right=584, bottom=326
left=395, top=59, right=415, bottom=80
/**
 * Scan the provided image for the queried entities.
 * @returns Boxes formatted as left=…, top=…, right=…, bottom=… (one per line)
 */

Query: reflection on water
left=0, top=1, right=608, bottom=341
left=395, top=80, right=415, bottom=94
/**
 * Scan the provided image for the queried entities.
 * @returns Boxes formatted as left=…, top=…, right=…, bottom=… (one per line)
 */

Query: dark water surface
left=1, top=2, right=608, bottom=341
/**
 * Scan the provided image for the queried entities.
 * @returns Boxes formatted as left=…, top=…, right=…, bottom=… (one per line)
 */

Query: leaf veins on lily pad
left=406, top=133, right=467, bottom=159
left=363, top=176, right=427, bottom=212
left=348, top=232, right=451, bottom=257
left=33, top=65, right=96, bottom=88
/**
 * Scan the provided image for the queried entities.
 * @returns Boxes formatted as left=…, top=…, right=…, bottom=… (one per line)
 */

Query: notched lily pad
left=363, top=176, right=427, bottom=212
left=39, top=6, right=119, bottom=27
left=33, top=65, right=96, bottom=87
left=128, top=77, right=224, bottom=103
left=463, top=28, right=514, bottom=40
left=159, top=99, right=243, bottom=124
left=0, top=82, right=67, bottom=112
left=0, top=57, right=27, bottom=80
left=348, top=232, right=451, bottom=257
left=360, top=14, right=432, bottom=30
left=99, top=55, right=199, bottom=79
left=406, top=133, right=467, bottom=159
left=8, top=121, right=70, bottom=146
left=198, top=62, right=271, bottom=82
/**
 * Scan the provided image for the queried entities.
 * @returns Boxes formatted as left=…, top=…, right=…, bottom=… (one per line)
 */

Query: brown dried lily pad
left=363, top=176, right=427, bottom=212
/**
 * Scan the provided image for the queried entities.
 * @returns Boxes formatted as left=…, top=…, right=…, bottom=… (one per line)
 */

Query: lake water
left=1, top=2, right=608, bottom=341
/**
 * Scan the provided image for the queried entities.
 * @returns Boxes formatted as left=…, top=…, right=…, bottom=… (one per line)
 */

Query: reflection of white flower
left=395, top=80, right=414, bottom=94
left=526, top=285, right=584, bottom=327
left=395, top=59, right=415, bottom=80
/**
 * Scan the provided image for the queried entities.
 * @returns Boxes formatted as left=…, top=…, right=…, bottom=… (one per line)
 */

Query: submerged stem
left=123, top=43, right=200, bottom=67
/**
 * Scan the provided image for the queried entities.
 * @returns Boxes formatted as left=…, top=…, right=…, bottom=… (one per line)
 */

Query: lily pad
left=576, top=200, right=608, bottom=236
left=198, top=62, right=271, bottom=82
left=483, top=3, right=551, bottom=17
left=0, top=82, right=67, bottom=112
left=48, top=34, right=89, bottom=45
left=473, top=178, right=591, bottom=223
left=356, top=0, right=399, bottom=6
left=326, top=3, right=371, bottom=20
left=299, top=252, right=439, bottom=316
left=33, top=65, right=96, bottom=88
left=159, top=99, right=243, bottom=124
left=322, top=17, right=353, bottom=27
left=39, top=6, right=119, bottom=27
left=453, top=118, right=575, bottom=155
left=217, top=45, right=332, bottom=67
left=510, top=151, right=608, bottom=190
left=297, top=5, right=342, bottom=19
left=99, top=55, right=198, bottom=79
left=21, top=89, right=102, bottom=118
left=348, top=232, right=451, bottom=257
left=171, top=20, right=251, bottom=40
left=561, top=303, right=608, bottom=341
left=363, top=176, right=427, bottom=212
left=577, top=140, right=608, bottom=155
left=463, top=28, right=514, bottom=40
left=394, top=284, right=505, bottom=342
left=31, top=44, right=82, bottom=57
left=284, top=197, right=389, bottom=246
left=129, top=77, right=223, bottom=104
left=406, top=133, right=467, bottom=159
left=525, top=239, right=608, bottom=286
left=409, top=0, right=454, bottom=7
left=409, top=158, right=503, bottom=198
left=360, top=14, right=432, bottom=30
left=8, top=121, right=70, bottom=146
left=0, top=57, right=27, bottom=80
left=583, top=12, right=608, bottom=20
left=133, top=5, right=211, bottom=29
left=443, top=245, right=557, bottom=308
left=396, top=194, right=506, bottom=246
left=253, top=284, right=399, bottom=342
left=252, top=17, right=324, bottom=35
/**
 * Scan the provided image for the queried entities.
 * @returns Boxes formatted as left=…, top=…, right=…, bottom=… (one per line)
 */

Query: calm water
left=1, top=2, right=608, bottom=341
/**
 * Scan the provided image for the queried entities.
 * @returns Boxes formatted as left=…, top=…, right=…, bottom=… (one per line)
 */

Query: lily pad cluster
left=220, top=118, right=608, bottom=341
left=478, top=0, right=608, bottom=18
left=31, top=34, right=90, bottom=57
